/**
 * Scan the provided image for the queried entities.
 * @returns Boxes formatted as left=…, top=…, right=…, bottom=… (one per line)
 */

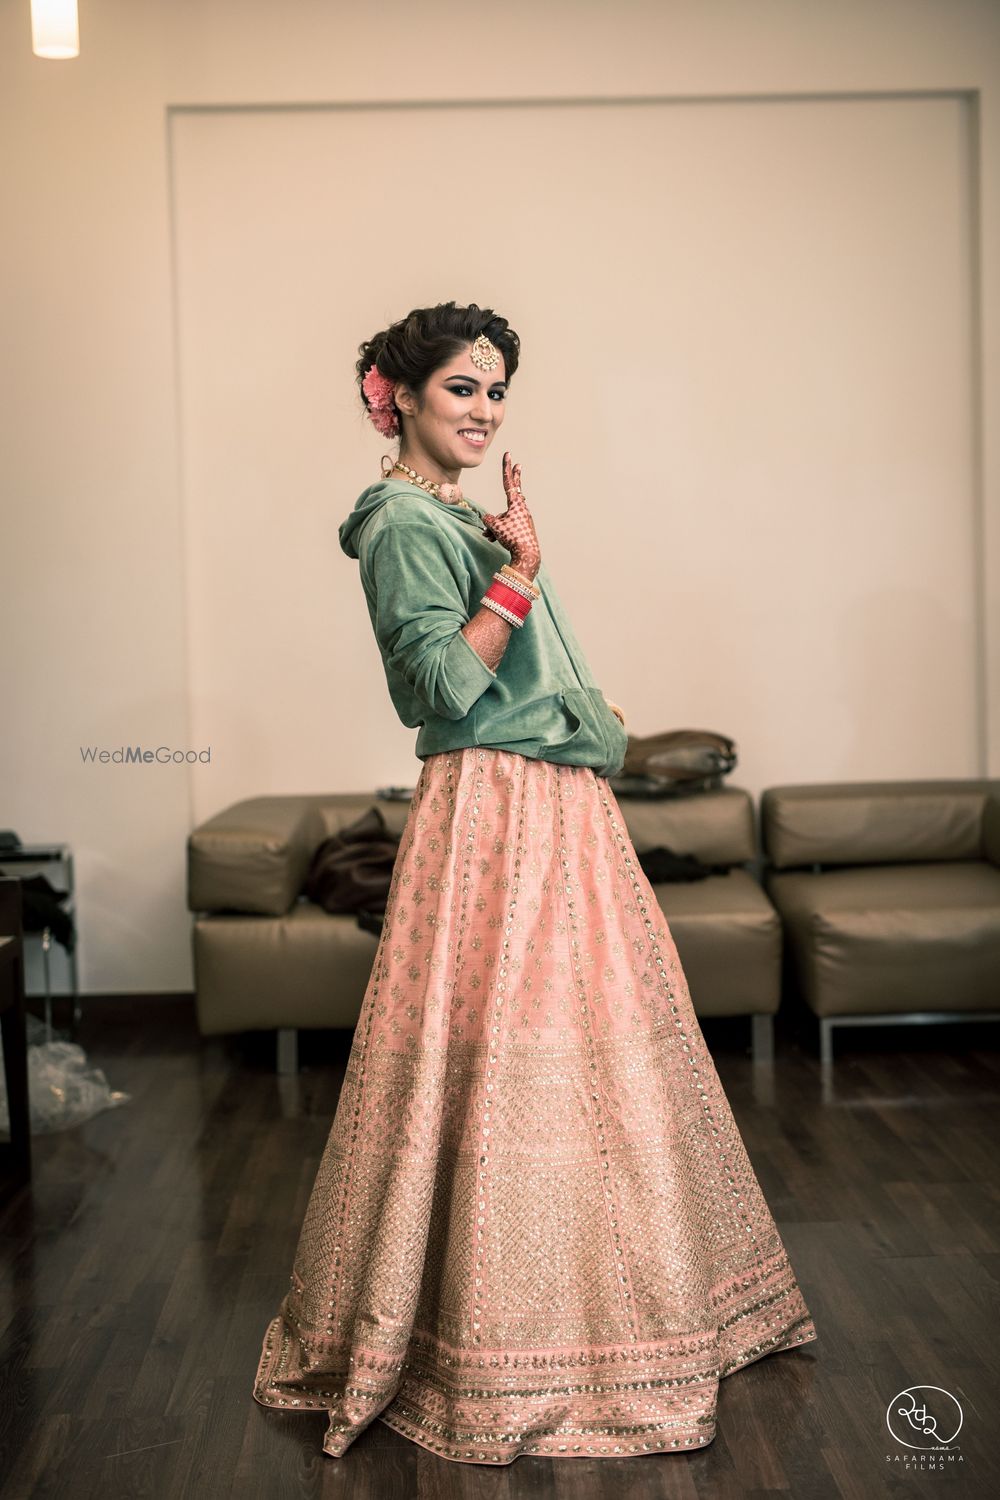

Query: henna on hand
left=480, top=452, right=541, bottom=576
left=462, top=604, right=514, bottom=673
left=462, top=454, right=543, bottom=674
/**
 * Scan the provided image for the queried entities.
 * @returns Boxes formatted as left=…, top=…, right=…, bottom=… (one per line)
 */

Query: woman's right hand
left=480, top=452, right=542, bottom=578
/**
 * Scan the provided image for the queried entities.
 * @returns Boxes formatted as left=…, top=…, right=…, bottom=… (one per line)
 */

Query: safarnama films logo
left=886, top=1385, right=963, bottom=1469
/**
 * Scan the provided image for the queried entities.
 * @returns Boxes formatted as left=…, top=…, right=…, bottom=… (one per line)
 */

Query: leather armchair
left=760, top=779, right=1000, bottom=1063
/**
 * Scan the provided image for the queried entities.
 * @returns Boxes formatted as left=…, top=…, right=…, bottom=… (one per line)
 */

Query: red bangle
left=484, top=579, right=532, bottom=620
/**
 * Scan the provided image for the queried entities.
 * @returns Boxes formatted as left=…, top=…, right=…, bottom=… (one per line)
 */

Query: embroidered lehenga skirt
left=253, top=747, right=817, bottom=1463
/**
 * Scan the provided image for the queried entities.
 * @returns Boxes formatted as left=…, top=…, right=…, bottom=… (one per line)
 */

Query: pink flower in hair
left=362, top=364, right=400, bottom=437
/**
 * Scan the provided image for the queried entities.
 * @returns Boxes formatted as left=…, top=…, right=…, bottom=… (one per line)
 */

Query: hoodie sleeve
left=361, top=518, right=497, bottom=721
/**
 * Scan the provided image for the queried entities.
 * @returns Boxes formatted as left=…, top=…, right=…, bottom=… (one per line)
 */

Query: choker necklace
left=381, top=454, right=476, bottom=513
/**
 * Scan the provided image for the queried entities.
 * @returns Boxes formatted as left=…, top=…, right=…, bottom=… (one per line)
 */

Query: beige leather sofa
left=760, top=778, right=1000, bottom=1064
left=187, top=785, right=780, bottom=1073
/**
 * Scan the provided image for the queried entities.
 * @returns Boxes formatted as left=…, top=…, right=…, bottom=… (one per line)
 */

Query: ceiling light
left=31, top=0, right=79, bottom=60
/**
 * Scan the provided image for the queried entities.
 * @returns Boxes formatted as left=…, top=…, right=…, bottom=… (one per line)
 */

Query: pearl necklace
left=380, top=454, right=476, bottom=512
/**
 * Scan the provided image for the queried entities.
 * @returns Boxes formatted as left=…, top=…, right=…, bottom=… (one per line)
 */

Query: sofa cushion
left=761, top=780, right=996, bottom=870
left=765, top=860, right=1000, bottom=1016
left=617, top=786, right=755, bottom=866
left=193, top=902, right=379, bottom=1033
left=189, top=794, right=412, bottom=916
left=188, top=796, right=327, bottom=916
left=652, top=868, right=781, bottom=1017
left=316, top=795, right=414, bottom=841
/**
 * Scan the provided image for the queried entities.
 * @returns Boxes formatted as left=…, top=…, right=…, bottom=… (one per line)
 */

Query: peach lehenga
left=253, top=746, right=817, bottom=1463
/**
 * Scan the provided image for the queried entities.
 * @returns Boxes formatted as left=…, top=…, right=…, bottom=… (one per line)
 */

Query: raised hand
left=480, top=452, right=541, bottom=577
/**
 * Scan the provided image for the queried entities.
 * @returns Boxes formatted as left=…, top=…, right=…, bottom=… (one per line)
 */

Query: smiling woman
left=358, top=302, right=515, bottom=481
left=250, top=300, right=818, bottom=1465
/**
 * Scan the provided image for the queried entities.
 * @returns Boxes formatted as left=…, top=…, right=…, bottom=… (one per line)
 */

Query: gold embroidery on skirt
left=253, top=749, right=817, bottom=1462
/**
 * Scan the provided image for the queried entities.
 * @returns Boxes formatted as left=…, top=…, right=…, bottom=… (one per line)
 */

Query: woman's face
left=396, top=343, right=507, bottom=475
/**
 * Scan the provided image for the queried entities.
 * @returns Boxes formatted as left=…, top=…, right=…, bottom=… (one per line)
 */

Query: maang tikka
left=470, top=332, right=501, bottom=371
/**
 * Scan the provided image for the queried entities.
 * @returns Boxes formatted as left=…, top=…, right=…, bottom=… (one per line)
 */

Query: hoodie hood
left=338, top=481, right=398, bottom=560
left=339, top=479, right=486, bottom=559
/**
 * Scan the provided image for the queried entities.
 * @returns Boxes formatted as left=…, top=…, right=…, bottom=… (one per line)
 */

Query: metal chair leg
left=41, top=925, right=53, bottom=1043
left=69, top=944, right=81, bottom=1035
left=751, top=1013, right=774, bottom=1064
left=820, top=1017, right=833, bottom=1067
left=276, top=1027, right=299, bottom=1075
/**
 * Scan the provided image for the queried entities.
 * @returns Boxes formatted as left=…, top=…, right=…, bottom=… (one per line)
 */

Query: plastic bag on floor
left=0, top=1013, right=130, bottom=1138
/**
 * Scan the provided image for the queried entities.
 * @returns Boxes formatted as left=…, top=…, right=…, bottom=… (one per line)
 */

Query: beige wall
left=1, top=0, right=998, bottom=996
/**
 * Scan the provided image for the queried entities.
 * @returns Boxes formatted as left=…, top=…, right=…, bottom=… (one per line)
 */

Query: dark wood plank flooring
left=1, top=998, right=998, bottom=1499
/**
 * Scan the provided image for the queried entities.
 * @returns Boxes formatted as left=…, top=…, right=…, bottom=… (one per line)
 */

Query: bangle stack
left=481, top=565, right=540, bottom=628
left=499, top=563, right=540, bottom=596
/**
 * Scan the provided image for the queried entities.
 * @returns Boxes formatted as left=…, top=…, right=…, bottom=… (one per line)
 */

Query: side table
left=0, top=843, right=81, bottom=1040
left=0, top=877, right=32, bottom=1196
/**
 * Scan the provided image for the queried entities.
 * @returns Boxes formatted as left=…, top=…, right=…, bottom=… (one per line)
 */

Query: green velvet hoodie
left=338, top=479, right=628, bottom=778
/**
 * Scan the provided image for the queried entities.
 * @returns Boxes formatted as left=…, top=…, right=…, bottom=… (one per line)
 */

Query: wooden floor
left=1, top=997, right=998, bottom=1499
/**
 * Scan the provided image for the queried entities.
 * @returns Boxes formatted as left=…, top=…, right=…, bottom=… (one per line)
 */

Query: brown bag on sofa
left=302, top=806, right=400, bottom=916
left=612, top=729, right=738, bottom=798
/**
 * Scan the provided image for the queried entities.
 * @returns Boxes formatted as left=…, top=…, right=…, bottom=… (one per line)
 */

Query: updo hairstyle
left=356, top=300, right=520, bottom=438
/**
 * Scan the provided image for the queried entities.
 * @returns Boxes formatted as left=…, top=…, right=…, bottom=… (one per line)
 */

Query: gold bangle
left=501, top=563, right=540, bottom=597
